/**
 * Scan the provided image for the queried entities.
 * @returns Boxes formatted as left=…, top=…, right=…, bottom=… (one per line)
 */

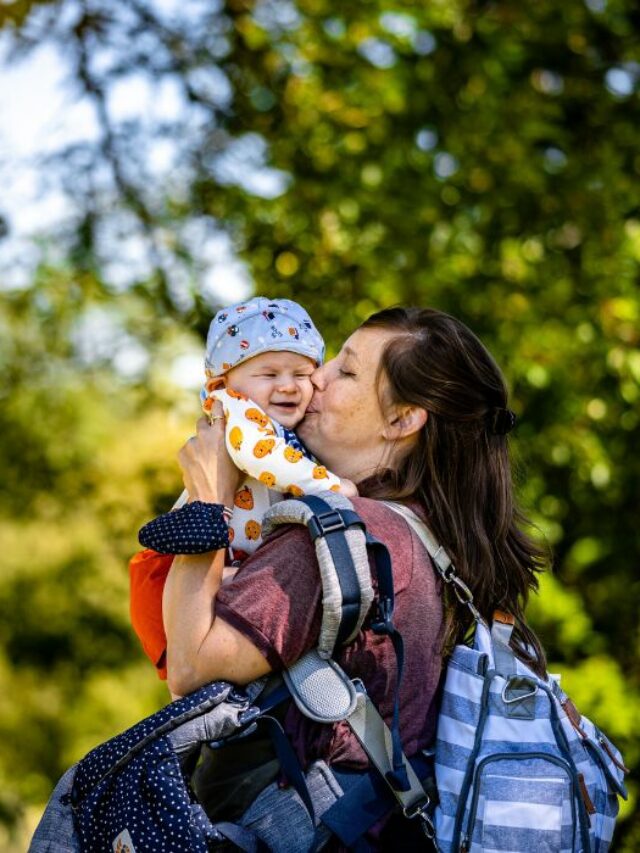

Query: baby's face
left=224, top=351, right=316, bottom=429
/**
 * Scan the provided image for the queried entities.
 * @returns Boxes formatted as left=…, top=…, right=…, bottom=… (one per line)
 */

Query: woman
left=163, top=307, right=546, bottom=846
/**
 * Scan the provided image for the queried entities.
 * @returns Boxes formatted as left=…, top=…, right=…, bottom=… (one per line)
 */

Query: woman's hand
left=178, top=402, right=241, bottom=507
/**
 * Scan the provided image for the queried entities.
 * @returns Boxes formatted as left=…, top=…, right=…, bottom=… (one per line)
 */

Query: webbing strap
left=491, top=619, right=517, bottom=677
left=346, top=687, right=429, bottom=814
left=366, top=532, right=409, bottom=792
left=382, top=501, right=482, bottom=622
left=382, top=502, right=452, bottom=575
left=325, top=753, right=435, bottom=847
left=210, top=821, right=269, bottom=852
left=259, top=715, right=315, bottom=823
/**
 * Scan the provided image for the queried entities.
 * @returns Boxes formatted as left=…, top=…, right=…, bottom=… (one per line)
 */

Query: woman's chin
left=296, top=415, right=321, bottom=450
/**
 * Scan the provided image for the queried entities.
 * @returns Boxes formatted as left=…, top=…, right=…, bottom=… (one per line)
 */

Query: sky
left=0, top=21, right=254, bottom=386
left=0, top=10, right=269, bottom=301
left=2, top=1, right=636, bottom=382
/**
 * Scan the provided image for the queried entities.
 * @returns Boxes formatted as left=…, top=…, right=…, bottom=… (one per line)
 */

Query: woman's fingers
left=177, top=402, right=239, bottom=505
left=202, top=400, right=226, bottom=428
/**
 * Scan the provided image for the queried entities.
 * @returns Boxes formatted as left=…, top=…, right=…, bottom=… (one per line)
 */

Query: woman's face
left=297, top=326, right=399, bottom=482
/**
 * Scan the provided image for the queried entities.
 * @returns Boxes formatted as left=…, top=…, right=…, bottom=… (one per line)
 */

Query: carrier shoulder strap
left=262, top=493, right=374, bottom=659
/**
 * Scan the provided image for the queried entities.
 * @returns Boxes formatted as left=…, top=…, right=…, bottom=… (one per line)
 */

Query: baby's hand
left=338, top=478, right=359, bottom=498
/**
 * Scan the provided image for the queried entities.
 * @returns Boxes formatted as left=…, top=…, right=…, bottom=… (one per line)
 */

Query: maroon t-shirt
left=215, top=497, right=444, bottom=770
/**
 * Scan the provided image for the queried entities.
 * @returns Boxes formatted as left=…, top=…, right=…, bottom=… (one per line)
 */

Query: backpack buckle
left=308, top=509, right=346, bottom=539
left=501, top=676, right=538, bottom=705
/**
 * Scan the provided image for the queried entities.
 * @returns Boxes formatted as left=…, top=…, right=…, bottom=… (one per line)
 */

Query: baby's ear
left=209, top=376, right=226, bottom=390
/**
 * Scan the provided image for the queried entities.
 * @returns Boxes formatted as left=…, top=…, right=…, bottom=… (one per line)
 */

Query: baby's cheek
left=299, top=378, right=315, bottom=409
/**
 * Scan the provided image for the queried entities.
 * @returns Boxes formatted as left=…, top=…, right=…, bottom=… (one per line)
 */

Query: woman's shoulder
left=350, top=495, right=427, bottom=529
left=350, top=497, right=434, bottom=596
left=256, top=496, right=427, bottom=561
left=351, top=497, right=429, bottom=553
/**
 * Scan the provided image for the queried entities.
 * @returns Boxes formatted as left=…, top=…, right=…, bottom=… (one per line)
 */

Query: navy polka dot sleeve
left=138, top=501, right=230, bottom=554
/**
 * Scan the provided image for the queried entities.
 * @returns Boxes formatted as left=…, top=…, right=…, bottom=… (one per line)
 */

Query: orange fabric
left=492, top=609, right=515, bottom=625
left=129, top=549, right=172, bottom=679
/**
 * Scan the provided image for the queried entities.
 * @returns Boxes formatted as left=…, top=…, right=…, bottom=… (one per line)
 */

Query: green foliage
left=1, top=0, right=639, bottom=848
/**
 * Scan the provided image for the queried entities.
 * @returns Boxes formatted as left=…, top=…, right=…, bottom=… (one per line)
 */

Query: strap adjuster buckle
left=372, top=596, right=394, bottom=635
left=308, top=509, right=346, bottom=540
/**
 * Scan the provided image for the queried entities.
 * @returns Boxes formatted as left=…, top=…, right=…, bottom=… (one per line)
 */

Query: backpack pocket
left=578, top=726, right=628, bottom=849
left=581, top=725, right=628, bottom=799
left=460, top=753, right=583, bottom=853
left=558, top=698, right=628, bottom=850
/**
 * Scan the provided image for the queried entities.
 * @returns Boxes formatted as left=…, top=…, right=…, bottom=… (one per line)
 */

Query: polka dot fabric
left=70, top=682, right=235, bottom=851
left=138, top=501, right=229, bottom=555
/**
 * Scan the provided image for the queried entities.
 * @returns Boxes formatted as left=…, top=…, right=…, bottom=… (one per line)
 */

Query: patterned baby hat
left=204, top=296, right=325, bottom=376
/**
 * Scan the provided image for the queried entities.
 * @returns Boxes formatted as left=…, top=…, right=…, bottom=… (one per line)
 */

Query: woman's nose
left=310, top=363, right=327, bottom=391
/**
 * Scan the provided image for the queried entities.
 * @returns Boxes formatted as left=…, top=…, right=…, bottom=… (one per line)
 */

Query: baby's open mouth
left=271, top=402, right=298, bottom=409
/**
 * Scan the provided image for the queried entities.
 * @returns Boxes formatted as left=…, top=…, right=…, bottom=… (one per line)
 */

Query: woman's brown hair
left=359, top=307, right=548, bottom=673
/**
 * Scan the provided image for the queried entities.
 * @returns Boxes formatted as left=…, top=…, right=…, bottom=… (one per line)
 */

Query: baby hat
left=204, top=296, right=325, bottom=376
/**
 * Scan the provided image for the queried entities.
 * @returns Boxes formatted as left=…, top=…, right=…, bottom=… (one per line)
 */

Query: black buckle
left=372, top=596, right=394, bottom=635
left=308, top=509, right=346, bottom=540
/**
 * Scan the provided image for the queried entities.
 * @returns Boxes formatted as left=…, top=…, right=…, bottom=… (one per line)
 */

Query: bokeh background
left=0, top=0, right=638, bottom=848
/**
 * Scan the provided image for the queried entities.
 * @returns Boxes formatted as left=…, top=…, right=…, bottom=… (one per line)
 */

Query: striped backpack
left=390, top=503, right=629, bottom=853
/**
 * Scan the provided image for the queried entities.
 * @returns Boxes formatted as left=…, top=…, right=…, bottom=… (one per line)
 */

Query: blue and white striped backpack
left=389, top=503, right=629, bottom=853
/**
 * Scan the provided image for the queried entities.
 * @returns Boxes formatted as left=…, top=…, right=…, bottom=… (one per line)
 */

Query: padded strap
left=263, top=494, right=374, bottom=656
left=284, top=649, right=358, bottom=723
left=303, top=495, right=364, bottom=651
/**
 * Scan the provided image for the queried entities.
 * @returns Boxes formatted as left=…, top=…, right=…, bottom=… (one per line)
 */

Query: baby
left=138, top=296, right=354, bottom=564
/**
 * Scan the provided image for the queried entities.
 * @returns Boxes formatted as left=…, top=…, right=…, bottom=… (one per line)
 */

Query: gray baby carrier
left=30, top=494, right=437, bottom=852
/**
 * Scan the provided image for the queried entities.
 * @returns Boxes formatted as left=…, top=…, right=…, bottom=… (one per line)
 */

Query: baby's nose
left=277, top=377, right=297, bottom=392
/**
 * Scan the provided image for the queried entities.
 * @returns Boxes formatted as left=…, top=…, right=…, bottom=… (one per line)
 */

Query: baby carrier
left=30, top=494, right=628, bottom=852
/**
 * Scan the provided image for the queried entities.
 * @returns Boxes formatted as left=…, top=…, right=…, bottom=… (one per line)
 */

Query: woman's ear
left=383, top=405, right=428, bottom=440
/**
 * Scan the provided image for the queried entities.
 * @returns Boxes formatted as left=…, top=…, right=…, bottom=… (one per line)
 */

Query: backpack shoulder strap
left=263, top=493, right=374, bottom=658
left=383, top=501, right=483, bottom=623
left=381, top=501, right=452, bottom=573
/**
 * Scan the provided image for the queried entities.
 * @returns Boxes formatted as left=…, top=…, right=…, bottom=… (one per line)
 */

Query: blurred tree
left=1, top=0, right=639, bottom=847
